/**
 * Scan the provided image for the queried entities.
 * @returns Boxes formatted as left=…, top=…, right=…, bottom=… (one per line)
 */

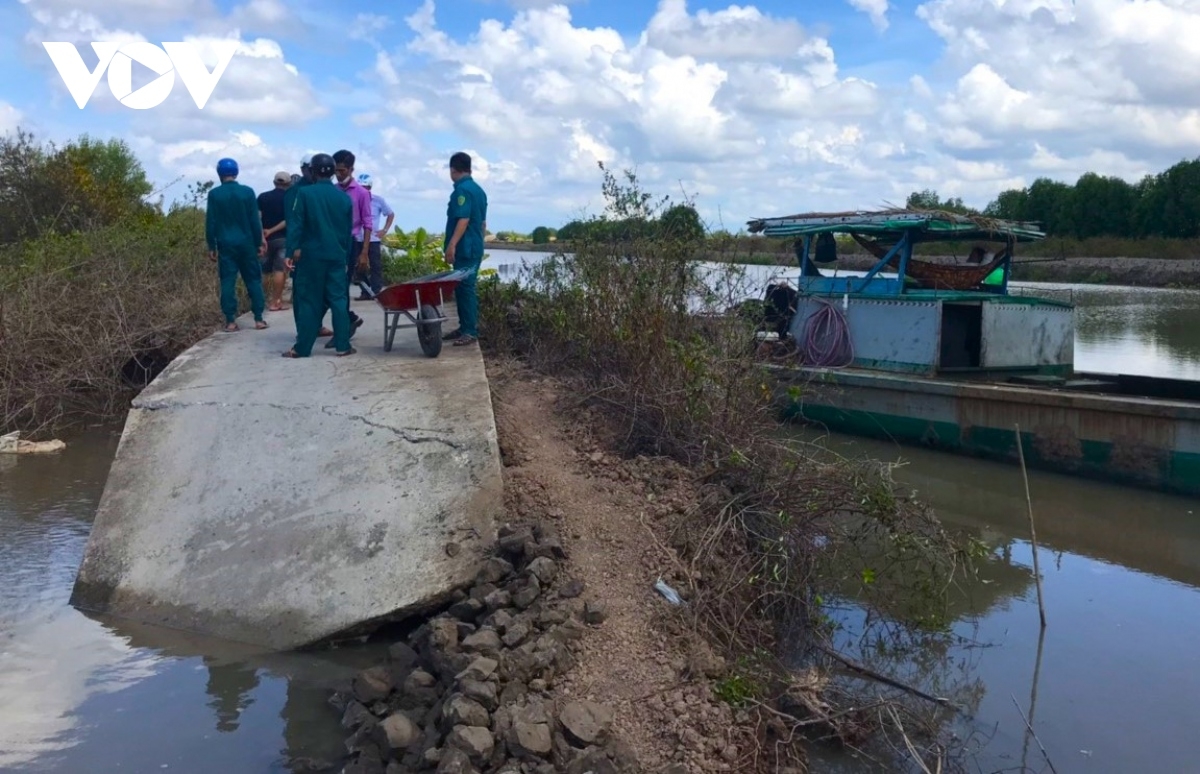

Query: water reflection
left=0, top=427, right=375, bottom=773
left=799, top=428, right=1200, bottom=773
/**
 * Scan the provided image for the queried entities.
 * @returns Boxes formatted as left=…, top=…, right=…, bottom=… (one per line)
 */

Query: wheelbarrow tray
left=370, top=269, right=469, bottom=358
left=375, top=269, right=468, bottom=312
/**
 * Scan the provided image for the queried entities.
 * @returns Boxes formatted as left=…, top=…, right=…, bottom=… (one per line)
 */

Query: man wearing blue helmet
left=206, top=157, right=268, bottom=332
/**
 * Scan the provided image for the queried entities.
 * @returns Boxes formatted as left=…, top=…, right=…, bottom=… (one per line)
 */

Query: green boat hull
left=774, top=367, right=1200, bottom=497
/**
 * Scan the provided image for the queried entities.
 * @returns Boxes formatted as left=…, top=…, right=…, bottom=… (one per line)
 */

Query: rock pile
left=331, top=523, right=638, bottom=774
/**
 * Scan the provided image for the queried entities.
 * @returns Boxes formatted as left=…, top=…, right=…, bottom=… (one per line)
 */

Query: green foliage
left=380, top=227, right=450, bottom=283
left=550, top=172, right=706, bottom=248
left=983, top=157, right=1200, bottom=239
left=906, top=188, right=973, bottom=214
left=531, top=226, right=551, bottom=244
left=713, top=671, right=764, bottom=708
left=0, top=128, right=154, bottom=245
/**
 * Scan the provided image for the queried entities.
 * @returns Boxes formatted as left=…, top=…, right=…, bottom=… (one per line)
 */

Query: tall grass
left=0, top=208, right=217, bottom=434
left=479, top=165, right=973, bottom=770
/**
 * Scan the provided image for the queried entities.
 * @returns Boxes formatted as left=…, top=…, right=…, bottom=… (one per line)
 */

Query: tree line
left=908, top=156, right=1200, bottom=240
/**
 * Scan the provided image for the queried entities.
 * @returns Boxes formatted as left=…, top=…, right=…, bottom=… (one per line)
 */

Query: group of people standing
left=203, top=150, right=488, bottom=358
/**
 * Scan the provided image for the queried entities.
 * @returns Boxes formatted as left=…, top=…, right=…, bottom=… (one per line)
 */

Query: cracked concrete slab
left=70, top=301, right=501, bottom=650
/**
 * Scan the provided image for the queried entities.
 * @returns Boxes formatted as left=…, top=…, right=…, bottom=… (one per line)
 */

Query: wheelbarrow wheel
left=417, top=304, right=442, bottom=357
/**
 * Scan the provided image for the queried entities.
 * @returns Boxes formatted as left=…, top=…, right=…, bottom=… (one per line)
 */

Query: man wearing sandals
left=441, top=152, right=488, bottom=347
left=206, top=157, right=269, bottom=333
left=285, top=156, right=333, bottom=339
left=258, top=171, right=292, bottom=312
left=282, top=153, right=355, bottom=358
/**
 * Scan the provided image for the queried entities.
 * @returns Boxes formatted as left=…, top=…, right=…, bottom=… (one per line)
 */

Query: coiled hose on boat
left=799, top=299, right=854, bottom=367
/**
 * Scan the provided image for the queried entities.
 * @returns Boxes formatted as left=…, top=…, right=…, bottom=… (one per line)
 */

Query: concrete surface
left=70, top=298, right=502, bottom=650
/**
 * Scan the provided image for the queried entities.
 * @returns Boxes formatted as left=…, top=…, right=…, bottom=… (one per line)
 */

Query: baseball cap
left=274, top=171, right=291, bottom=184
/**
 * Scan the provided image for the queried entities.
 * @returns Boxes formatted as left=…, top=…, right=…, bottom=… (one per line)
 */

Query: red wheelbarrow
left=356, top=269, right=468, bottom=357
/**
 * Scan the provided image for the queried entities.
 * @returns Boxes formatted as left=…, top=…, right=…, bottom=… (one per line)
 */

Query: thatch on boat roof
left=745, top=207, right=1046, bottom=242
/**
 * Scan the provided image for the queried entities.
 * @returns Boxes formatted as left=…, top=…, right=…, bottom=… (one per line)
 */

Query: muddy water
left=0, top=427, right=386, bottom=773
left=798, top=425, right=1200, bottom=773
left=4, top=251, right=1200, bottom=772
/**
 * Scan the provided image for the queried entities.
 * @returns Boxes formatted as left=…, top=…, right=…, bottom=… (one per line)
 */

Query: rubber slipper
left=336, top=347, right=357, bottom=357
left=281, top=349, right=302, bottom=358
left=223, top=324, right=239, bottom=333
left=452, top=335, right=478, bottom=347
left=255, top=321, right=269, bottom=330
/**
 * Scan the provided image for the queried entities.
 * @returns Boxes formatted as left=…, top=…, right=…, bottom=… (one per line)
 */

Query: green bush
left=380, top=227, right=450, bottom=284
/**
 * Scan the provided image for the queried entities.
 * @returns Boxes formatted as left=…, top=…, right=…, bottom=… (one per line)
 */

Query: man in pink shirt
left=330, top=149, right=372, bottom=337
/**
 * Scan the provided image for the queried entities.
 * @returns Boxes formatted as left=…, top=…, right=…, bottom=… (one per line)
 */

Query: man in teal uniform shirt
left=282, top=153, right=355, bottom=358
left=283, top=155, right=330, bottom=338
left=442, top=151, right=488, bottom=347
left=205, top=157, right=268, bottom=332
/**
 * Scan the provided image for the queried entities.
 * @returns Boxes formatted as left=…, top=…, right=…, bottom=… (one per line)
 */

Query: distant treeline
left=906, top=157, right=1200, bottom=241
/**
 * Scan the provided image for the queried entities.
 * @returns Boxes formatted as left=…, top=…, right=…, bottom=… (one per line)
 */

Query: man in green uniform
left=205, top=157, right=268, bottom=332
left=285, top=155, right=335, bottom=339
left=282, top=153, right=355, bottom=358
left=441, top=152, right=488, bottom=346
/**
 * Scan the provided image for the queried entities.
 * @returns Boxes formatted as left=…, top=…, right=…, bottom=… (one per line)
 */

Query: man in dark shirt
left=258, top=171, right=291, bottom=312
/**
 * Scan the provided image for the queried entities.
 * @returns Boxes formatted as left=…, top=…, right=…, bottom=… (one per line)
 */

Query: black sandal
left=336, top=347, right=356, bottom=357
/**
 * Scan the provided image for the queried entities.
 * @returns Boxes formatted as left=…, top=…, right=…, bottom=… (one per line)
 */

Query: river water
left=3, top=251, right=1199, bottom=773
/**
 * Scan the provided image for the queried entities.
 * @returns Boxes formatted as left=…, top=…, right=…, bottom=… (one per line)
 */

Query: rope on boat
left=800, top=299, right=854, bottom=368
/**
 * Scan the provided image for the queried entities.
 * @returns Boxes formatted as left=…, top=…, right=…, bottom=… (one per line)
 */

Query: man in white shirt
left=355, top=173, right=395, bottom=298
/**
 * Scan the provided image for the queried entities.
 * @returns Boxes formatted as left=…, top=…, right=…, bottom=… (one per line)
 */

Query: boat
left=743, top=209, right=1200, bottom=497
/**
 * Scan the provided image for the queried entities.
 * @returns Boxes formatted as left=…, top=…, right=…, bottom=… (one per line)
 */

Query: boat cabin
left=745, top=210, right=1074, bottom=378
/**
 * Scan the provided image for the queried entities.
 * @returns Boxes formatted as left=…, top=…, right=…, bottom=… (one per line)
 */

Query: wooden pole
left=1015, top=423, right=1047, bottom=628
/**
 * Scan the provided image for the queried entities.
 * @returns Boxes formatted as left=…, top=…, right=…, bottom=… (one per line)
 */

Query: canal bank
left=5, top=270, right=1200, bottom=772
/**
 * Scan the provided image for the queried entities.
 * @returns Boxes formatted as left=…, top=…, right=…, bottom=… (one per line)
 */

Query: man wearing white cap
left=355, top=173, right=394, bottom=298
left=258, top=170, right=292, bottom=312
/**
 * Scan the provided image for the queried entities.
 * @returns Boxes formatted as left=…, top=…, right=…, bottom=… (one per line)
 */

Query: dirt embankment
left=328, top=361, right=765, bottom=773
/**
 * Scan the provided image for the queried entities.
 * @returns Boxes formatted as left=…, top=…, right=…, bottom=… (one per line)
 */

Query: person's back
left=454, top=176, right=488, bottom=261
left=207, top=180, right=259, bottom=254
left=294, top=180, right=352, bottom=261
left=258, top=187, right=286, bottom=234
left=284, top=154, right=355, bottom=359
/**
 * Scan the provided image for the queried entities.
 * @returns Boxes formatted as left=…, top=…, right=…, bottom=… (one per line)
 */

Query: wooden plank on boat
left=1061, top=379, right=1119, bottom=392
left=1010, top=374, right=1066, bottom=387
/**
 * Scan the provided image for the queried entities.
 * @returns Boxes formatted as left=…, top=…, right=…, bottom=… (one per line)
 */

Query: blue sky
left=1, top=0, right=1195, bottom=233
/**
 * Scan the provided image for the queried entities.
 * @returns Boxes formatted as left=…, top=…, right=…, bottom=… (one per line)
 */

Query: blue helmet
left=216, top=157, right=238, bottom=178
left=357, top=173, right=373, bottom=189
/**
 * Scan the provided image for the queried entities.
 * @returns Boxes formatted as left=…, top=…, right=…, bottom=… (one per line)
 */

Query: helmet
left=309, top=153, right=335, bottom=177
left=216, top=157, right=238, bottom=178
left=300, top=154, right=312, bottom=169
left=357, top=173, right=373, bottom=189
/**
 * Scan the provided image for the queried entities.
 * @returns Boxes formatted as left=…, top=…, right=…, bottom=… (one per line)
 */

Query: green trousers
left=452, top=253, right=482, bottom=337
left=218, top=249, right=265, bottom=324
left=292, top=258, right=351, bottom=356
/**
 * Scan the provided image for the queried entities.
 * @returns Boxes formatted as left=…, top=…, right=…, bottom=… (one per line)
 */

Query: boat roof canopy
left=745, top=209, right=1047, bottom=243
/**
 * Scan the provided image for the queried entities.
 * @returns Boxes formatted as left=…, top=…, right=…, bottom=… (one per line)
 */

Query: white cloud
left=0, top=102, right=24, bottom=134
left=644, top=0, right=810, bottom=60
left=918, top=0, right=1200, bottom=160
left=847, top=0, right=890, bottom=31
left=12, top=0, right=1200, bottom=229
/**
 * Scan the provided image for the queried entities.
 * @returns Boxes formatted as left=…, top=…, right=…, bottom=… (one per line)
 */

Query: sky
left=2, top=0, right=1199, bottom=233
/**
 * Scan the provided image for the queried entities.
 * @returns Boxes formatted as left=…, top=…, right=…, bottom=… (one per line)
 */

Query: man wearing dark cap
left=258, top=170, right=292, bottom=312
